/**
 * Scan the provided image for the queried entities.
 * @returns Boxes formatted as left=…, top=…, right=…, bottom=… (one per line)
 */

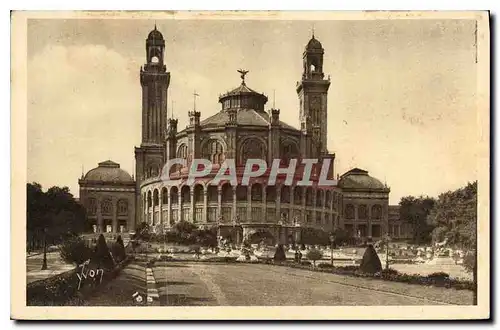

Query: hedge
left=26, top=257, right=132, bottom=306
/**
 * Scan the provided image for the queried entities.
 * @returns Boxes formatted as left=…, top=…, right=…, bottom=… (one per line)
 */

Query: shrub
left=359, top=244, right=382, bottom=274
left=306, top=249, right=323, bottom=267
left=89, top=234, right=115, bottom=270
left=427, top=272, right=450, bottom=282
left=111, top=236, right=126, bottom=263
left=273, top=244, right=286, bottom=262
left=59, top=237, right=91, bottom=265
left=318, top=263, right=334, bottom=269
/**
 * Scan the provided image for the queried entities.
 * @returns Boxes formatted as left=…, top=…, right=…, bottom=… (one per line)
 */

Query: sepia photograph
left=11, top=10, right=490, bottom=320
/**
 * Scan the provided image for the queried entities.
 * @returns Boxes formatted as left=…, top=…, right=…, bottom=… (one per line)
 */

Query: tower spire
left=193, top=90, right=199, bottom=111
left=273, top=89, right=276, bottom=108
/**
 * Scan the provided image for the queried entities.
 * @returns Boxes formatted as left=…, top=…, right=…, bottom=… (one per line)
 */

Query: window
left=117, top=200, right=128, bottom=215
left=358, top=204, right=368, bottom=220
left=344, top=204, right=355, bottom=220
left=101, top=199, right=112, bottom=216
left=177, top=144, right=188, bottom=159
left=372, top=204, right=382, bottom=220
left=251, top=184, right=263, bottom=201
left=240, top=138, right=266, bottom=165
left=87, top=198, right=97, bottom=215
left=202, top=139, right=225, bottom=165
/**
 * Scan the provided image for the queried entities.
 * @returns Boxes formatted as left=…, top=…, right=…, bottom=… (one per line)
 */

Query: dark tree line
left=27, top=182, right=88, bottom=252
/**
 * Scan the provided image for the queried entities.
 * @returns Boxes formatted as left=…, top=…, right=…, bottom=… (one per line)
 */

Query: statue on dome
left=237, top=69, right=249, bottom=84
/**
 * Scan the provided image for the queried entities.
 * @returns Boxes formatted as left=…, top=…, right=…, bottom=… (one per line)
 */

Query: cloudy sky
left=27, top=17, right=478, bottom=204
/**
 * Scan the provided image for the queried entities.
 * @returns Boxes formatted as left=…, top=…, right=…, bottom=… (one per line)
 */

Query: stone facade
left=78, top=27, right=398, bottom=243
left=78, top=160, right=136, bottom=233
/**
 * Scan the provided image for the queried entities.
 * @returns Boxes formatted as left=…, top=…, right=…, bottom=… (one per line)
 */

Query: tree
left=59, top=236, right=92, bottom=265
left=27, top=183, right=88, bottom=270
left=172, top=221, right=198, bottom=244
left=306, top=249, right=322, bottom=268
left=90, top=234, right=115, bottom=270
left=273, top=244, right=286, bottom=262
left=301, top=227, right=330, bottom=245
left=359, top=244, right=382, bottom=274
left=331, top=227, right=352, bottom=246
left=111, top=235, right=126, bottom=262
left=399, top=195, right=436, bottom=244
left=428, top=181, right=477, bottom=304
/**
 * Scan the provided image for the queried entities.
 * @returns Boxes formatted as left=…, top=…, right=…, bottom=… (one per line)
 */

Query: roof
left=338, top=168, right=386, bottom=190
left=224, top=83, right=260, bottom=96
left=148, top=27, right=164, bottom=40
left=306, top=36, right=323, bottom=50
left=83, top=160, right=134, bottom=183
left=199, top=108, right=299, bottom=131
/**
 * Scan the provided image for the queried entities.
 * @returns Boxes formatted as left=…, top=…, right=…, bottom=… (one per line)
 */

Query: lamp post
left=41, top=227, right=48, bottom=270
left=385, top=233, right=391, bottom=270
left=329, top=232, right=336, bottom=266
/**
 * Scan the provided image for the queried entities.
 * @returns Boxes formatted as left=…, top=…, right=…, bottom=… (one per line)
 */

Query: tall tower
left=297, top=34, right=331, bottom=159
left=140, top=25, right=171, bottom=144
left=135, top=26, right=170, bottom=225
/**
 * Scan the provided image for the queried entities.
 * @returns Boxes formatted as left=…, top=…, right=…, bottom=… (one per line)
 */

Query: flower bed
left=275, top=261, right=474, bottom=291
left=26, top=257, right=132, bottom=306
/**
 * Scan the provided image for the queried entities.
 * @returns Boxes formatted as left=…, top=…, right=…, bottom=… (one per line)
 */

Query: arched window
left=372, top=204, right=382, bottom=220
left=236, top=185, right=247, bottom=201
left=207, top=185, right=218, bottom=203
left=177, top=144, right=188, bottom=159
left=86, top=198, right=97, bottom=215
left=181, top=186, right=190, bottom=204
left=170, top=187, right=178, bottom=205
left=325, top=191, right=332, bottom=208
left=162, top=187, right=168, bottom=204
left=193, top=184, right=204, bottom=203
left=202, top=139, right=225, bottom=165
left=101, top=198, right=112, bottom=216
left=117, top=199, right=128, bottom=215
left=280, top=140, right=299, bottom=166
left=147, top=191, right=152, bottom=208
left=239, top=138, right=266, bottom=165
left=344, top=204, right=355, bottom=220
left=221, top=183, right=233, bottom=202
left=251, top=183, right=263, bottom=202
left=358, top=204, right=368, bottom=220
left=153, top=189, right=159, bottom=207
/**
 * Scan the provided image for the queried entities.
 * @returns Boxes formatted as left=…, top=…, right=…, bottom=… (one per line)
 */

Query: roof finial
left=312, top=24, right=315, bottom=38
left=237, top=69, right=249, bottom=85
left=171, top=99, right=174, bottom=119
left=273, top=89, right=276, bottom=108
left=193, top=90, right=199, bottom=111
left=154, top=21, right=157, bottom=30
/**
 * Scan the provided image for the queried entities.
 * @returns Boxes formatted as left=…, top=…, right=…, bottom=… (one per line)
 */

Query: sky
left=27, top=18, right=478, bottom=204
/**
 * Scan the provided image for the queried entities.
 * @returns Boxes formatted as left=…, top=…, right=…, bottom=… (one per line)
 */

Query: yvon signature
left=76, top=260, right=104, bottom=290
